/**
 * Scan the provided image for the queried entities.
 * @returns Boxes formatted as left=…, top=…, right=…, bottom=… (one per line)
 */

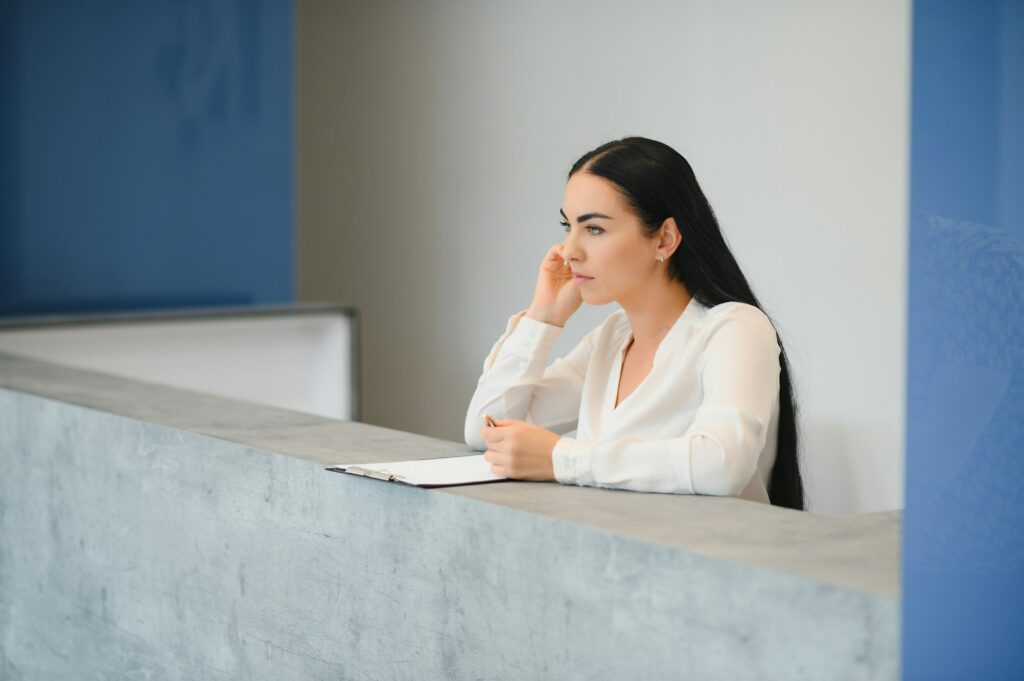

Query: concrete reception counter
left=0, top=351, right=899, bottom=680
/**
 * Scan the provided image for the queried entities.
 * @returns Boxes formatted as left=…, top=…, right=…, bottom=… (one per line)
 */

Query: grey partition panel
left=0, top=304, right=360, bottom=422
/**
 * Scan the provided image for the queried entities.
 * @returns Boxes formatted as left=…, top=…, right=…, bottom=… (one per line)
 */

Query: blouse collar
left=619, top=294, right=706, bottom=361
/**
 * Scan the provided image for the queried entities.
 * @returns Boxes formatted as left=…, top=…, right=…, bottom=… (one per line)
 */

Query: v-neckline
left=611, top=334, right=658, bottom=413
left=609, top=298, right=696, bottom=414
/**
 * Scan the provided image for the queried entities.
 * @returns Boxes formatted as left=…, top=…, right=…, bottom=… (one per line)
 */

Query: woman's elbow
left=689, top=434, right=760, bottom=497
left=699, top=466, right=754, bottom=497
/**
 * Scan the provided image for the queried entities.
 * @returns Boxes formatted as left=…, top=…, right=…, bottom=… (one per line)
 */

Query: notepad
left=326, top=454, right=510, bottom=488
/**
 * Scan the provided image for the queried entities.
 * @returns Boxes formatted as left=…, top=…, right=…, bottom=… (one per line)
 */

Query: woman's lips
left=574, top=275, right=594, bottom=283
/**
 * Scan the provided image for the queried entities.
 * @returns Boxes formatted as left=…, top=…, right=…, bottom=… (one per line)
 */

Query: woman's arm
left=464, top=310, right=596, bottom=450
left=552, top=308, right=781, bottom=495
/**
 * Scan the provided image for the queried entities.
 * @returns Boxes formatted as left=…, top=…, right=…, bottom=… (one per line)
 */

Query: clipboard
left=326, top=453, right=510, bottom=488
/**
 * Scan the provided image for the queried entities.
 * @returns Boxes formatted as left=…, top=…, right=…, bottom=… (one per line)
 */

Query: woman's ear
left=659, top=217, right=681, bottom=258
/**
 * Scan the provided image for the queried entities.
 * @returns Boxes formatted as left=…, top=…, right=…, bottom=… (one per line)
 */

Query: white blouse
left=464, top=297, right=782, bottom=503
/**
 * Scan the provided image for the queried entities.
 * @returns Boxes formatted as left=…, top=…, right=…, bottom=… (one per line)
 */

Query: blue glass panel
left=906, top=0, right=1024, bottom=678
left=0, top=0, right=293, bottom=316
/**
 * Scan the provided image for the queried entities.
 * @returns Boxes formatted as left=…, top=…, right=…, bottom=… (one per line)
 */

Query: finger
left=490, top=463, right=513, bottom=478
left=485, top=448, right=511, bottom=466
left=484, top=426, right=507, bottom=444
left=545, top=244, right=569, bottom=265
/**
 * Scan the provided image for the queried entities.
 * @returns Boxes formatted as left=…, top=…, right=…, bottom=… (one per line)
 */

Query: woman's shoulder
left=701, top=300, right=777, bottom=337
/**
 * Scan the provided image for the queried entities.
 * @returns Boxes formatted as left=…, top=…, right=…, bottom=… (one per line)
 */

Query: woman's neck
left=619, top=280, right=693, bottom=350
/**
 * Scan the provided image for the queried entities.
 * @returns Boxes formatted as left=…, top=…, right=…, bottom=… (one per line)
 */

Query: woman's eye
left=560, top=222, right=603, bottom=235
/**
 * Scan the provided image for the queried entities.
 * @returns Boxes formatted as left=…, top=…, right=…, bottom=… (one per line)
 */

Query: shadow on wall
left=804, top=421, right=859, bottom=515
left=803, top=420, right=905, bottom=516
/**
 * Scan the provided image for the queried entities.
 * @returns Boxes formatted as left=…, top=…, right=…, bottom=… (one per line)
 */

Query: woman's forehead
left=562, top=172, right=627, bottom=216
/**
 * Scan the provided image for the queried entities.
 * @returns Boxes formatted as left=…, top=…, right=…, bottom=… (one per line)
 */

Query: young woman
left=464, top=137, right=804, bottom=510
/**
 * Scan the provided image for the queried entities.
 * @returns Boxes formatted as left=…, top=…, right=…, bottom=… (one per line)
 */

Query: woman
left=464, top=137, right=804, bottom=510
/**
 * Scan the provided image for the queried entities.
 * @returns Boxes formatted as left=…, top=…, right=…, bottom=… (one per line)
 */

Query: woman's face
left=560, top=171, right=665, bottom=307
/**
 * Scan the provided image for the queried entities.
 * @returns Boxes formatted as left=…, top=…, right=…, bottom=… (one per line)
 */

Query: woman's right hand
left=527, top=244, right=583, bottom=327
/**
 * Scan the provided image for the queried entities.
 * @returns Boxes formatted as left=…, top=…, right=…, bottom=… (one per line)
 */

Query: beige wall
left=296, top=0, right=910, bottom=514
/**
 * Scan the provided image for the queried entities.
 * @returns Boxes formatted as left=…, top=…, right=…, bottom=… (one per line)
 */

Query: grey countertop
left=0, top=350, right=900, bottom=601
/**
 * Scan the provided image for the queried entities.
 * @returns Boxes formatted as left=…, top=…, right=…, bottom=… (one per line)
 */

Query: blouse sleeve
left=464, top=310, right=596, bottom=451
left=551, top=306, right=781, bottom=496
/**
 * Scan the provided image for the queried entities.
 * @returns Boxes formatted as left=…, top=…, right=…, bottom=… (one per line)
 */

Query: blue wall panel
left=0, top=0, right=293, bottom=316
left=906, top=0, right=1024, bottom=678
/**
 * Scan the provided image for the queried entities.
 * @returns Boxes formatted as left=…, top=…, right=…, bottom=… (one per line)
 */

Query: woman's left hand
left=479, top=419, right=560, bottom=481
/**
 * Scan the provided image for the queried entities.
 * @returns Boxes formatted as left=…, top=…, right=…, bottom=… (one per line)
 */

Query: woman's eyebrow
left=559, top=208, right=613, bottom=222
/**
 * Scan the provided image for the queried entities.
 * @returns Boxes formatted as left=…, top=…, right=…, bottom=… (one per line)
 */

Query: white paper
left=328, top=454, right=508, bottom=487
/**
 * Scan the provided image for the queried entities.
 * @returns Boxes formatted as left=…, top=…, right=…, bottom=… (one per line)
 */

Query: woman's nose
left=562, top=230, right=584, bottom=262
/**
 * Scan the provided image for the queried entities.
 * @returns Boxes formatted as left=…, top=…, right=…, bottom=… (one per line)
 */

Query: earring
left=658, top=256, right=665, bottom=262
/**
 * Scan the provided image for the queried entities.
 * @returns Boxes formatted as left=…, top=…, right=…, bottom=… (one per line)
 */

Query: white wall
left=297, top=0, right=910, bottom=514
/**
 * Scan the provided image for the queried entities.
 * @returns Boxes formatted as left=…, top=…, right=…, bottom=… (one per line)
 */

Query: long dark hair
left=569, top=137, right=805, bottom=511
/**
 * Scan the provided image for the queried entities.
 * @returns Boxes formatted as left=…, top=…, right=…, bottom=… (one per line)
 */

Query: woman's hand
left=528, top=243, right=583, bottom=327
left=479, top=419, right=560, bottom=481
